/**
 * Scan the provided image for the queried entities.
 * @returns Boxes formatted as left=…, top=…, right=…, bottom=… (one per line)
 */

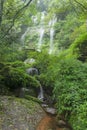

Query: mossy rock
left=25, top=95, right=42, bottom=103
left=0, top=62, right=41, bottom=97
left=0, top=96, right=46, bottom=130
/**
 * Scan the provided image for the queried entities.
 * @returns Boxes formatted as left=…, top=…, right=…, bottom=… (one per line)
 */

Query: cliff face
left=0, top=96, right=46, bottom=130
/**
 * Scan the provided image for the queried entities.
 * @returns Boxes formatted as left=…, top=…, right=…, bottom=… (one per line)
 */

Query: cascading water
left=41, top=11, right=45, bottom=23
left=38, top=85, right=44, bottom=101
left=20, top=12, right=57, bottom=53
left=32, top=15, right=38, bottom=24
left=49, top=16, right=57, bottom=54
left=21, top=27, right=29, bottom=46
left=37, top=12, right=45, bottom=52
left=49, top=28, right=54, bottom=54
left=20, top=15, right=38, bottom=47
left=37, top=27, right=44, bottom=51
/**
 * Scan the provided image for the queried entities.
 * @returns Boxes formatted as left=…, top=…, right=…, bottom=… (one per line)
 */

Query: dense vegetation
left=0, top=0, right=87, bottom=130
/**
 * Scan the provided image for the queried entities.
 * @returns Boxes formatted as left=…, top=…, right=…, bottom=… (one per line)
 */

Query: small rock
left=44, top=107, right=56, bottom=115
left=57, top=120, right=66, bottom=126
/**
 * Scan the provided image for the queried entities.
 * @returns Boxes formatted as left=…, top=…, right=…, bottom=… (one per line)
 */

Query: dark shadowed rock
left=26, top=68, right=38, bottom=76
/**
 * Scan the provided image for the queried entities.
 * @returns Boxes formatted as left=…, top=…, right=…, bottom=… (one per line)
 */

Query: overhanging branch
left=0, top=0, right=4, bottom=26
left=74, top=0, right=87, bottom=11
left=3, top=0, right=33, bottom=38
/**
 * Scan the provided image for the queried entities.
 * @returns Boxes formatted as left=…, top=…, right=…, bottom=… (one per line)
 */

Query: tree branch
left=3, top=0, right=33, bottom=38
left=0, top=0, right=4, bottom=26
left=69, top=0, right=79, bottom=15
left=74, top=0, right=87, bottom=11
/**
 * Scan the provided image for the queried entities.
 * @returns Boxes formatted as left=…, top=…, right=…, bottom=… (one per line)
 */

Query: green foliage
left=30, top=51, right=51, bottom=73
left=25, top=95, right=42, bottom=103
left=27, top=75, right=40, bottom=89
left=0, top=61, right=40, bottom=95
left=1, top=65, right=26, bottom=90
left=10, top=61, right=25, bottom=68
left=0, top=75, right=9, bottom=95
left=69, top=32, right=87, bottom=61
left=70, top=101, right=87, bottom=130
left=0, top=0, right=87, bottom=129
left=53, top=58, right=87, bottom=130
left=32, top=51, right=57, bottom=89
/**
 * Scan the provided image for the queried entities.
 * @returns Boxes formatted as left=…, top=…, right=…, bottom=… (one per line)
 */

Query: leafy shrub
left=0, top=75, right=9, bottom=95
left=69, top=33, right=87, bottom=61
left=10, top=61, right=25, bottom=68
left=0, top=62, right=5, bottom=69
left=32, top=51, right=58, bottom=87
left=53, top=58, right=87, bottom=130
left=0, top=62, right=40, bottom=96
left=70, top=101, right=87, bottom=130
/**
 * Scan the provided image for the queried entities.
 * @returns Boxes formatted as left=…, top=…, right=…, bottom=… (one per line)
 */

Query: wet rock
left=42, top=106, right=57, bottom=115
left=45, top=107, right=56, bottom=114
left=0, top=96, right=46, bottom=130
left=57, top=120, right=66, bottom=126
left=41, top=104, right=48, bottom=107
left=24, top=58, right=35, bottom=64
left=26, top=67, right=38, bottom=76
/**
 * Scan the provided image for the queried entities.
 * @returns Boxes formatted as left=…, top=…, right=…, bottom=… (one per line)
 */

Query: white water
left=49, top=16, right=57, bottom=54
left=21, top=28, right=29, bottom=46
left=37, top=12, right=45, bottom=51
left=20, top=13, right=57, bottom=53
left=38, top=86, right=44, bottom=101
left=32, top=15, right=38, bottom=24
left=41, top=11, right=45, bottom=23
left=37, top=27, right=44, bottom=51
left=49, top=28, right=54, bottom=54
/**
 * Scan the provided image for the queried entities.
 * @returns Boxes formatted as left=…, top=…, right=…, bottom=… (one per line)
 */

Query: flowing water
left=38, top=86, right=44, bottom=101
left=49, top=27, right=54, bottom=54
left=49, top=16, right=57, bottom=54
left=37, top=86, right=70, bottom=130
left=37, top=12, right=45, bottom=51
left=21, top=27, right=29, bottom=46
left=37, top=27, right=44, bottom=51
left=20, top=12, right=57, bottom=54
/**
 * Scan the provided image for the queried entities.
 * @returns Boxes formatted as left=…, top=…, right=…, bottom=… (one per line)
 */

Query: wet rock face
left=26, top=68, right=38, bottom=76
left=45, top=107, right=56, bottom=115
left=0, top=96, right=46, bottom=130
left=24, top=58, right=35, bottom=64
left=41, top=104, right=57, bottom=115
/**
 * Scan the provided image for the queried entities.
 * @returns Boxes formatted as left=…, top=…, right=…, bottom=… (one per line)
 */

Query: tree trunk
left=0, top=0, right=4, bottom=26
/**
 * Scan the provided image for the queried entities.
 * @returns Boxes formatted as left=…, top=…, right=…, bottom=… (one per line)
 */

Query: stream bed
left=36, top=114, right=68, bottom=130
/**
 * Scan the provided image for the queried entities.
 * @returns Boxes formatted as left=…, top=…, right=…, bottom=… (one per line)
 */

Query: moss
left=27, top=75, right=40, bottom=88
left=10, top=61, right=25, bottom=68
left=69, top=33, right=87, bottom=61
left=0, top=96, right=45, bottom=130
left=0, top=61, right=41, bottom=97
left=25, top=95, right=42, bottom=104
left=0, top=62, right=5, bottom=69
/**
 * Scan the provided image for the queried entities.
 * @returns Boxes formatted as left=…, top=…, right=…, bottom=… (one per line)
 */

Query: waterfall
left=49, top=27, right=54, bottom=54
left=37, top=12, right=45, bottom=52
left=31, top=15, right=38, bottom=24
left=37, top=27, right=44, bottom=51
left=49, top=16, right=57, bottom=54
left=41, top=11, right=45, bottom=23
left=21, top=28, right=29, bottom=46
left=38, top=86, right=44, bottom=101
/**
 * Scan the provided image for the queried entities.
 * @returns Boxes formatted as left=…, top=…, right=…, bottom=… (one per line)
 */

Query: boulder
left=0, top=96, right=46, bottom=130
